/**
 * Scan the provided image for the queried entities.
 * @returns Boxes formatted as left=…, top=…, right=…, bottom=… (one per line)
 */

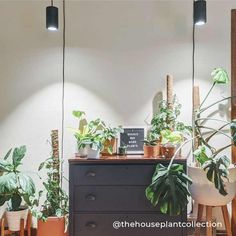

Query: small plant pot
left=118, top=146, right=127, bottom=156
left=37, top=217, right=68, bottom=236
left=77, top=145, right=100, bottom=159
left=101, top=138, right=117, bottom=156
left=160, top=144, right=176, bottom=159
left=143, top=144, right=160, bottom=158
left=6, top=208, right=28, bottom=231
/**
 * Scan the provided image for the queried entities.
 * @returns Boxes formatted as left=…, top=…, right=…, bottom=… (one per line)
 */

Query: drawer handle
left=86, top=171, right=96, bottom=177
left=86, top=222, right=97, bottom=228
left=86, top=194, right=96, bottom=201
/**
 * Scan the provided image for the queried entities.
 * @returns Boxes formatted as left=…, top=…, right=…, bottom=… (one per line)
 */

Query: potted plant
left=188, top=68, right=236, bottom=206
left=160, top=129, right=183, bottom=158
left=151, top=95, right=191, bottom=136
left=100, top=126, right=123, bottom=156
left=0, top=146, right=36, bottom=231
left=31, top=131, right=69, bottom=236
left=145, top=68, right=236, bottom=216
left=142, top=132, right=160, bottom=158
left=71, top=110, right=104, bottom=158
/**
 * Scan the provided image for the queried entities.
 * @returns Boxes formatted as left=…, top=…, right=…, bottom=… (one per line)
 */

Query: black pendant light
left=194, top=0, right=207, bottom=26
left=46, top=0, right=58, bottom=31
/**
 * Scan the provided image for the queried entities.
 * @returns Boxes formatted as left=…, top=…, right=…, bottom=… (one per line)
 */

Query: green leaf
left=3, top=149, right=12, bottom=160
left=11, top=193, right=22, bottom=211
left=18, top=173, right=36, bottom=196
left=72, top=110, right=85, bottom=119
left=12, top=146, right=26, bottom=168
left=145, top=163, right=192, bottom=216
left=211, top=68, right=229, bottom=84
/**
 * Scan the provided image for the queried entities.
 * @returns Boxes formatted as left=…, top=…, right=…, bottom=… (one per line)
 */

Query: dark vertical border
left=231, top=9, right=236, bottom=234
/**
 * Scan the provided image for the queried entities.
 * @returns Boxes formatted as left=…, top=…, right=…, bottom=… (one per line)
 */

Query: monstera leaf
left=211, top=68, right=229, bottom=84
left=202, top=155, right=230, bottom=196
left=145, top=164, right=192, bottom=216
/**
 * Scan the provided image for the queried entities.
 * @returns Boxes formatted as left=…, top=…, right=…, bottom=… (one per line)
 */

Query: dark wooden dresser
left=69, top=156, right=187, bottom=236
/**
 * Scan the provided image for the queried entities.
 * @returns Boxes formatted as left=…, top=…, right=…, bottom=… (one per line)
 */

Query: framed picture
left=118, top=126, right=146, bottom=154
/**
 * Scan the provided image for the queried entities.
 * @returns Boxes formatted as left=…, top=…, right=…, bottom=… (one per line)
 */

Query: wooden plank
left=231, top=9, right=236, bottom=235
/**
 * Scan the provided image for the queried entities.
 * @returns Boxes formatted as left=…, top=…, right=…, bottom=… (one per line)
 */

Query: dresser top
left=68, top=155, right=186, bottom=164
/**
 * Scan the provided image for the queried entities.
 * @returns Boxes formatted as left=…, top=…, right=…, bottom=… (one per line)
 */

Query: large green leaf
left=11, top=193, right=22, bottom=211
left=18, top=173, right=36, bottom=196
left=12, top=146, right=26, bottom=168
left=202, top=155, right=230, bottom=196
left=0, top=173, right=17, bottom=194
left=0, top=160, right=14, bottom=172
left=145, top=164, right=192, bottom=216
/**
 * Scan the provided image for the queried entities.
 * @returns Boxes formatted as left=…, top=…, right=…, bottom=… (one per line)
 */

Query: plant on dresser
left=71, top=110, right=123, bottom=158
left=0, top=146, right=36, bottom=231
left=72, top=110, right=104, bottom=158
left=142, top=131, right=160, bottom=158
left=31, top=130, right=69, bottom=236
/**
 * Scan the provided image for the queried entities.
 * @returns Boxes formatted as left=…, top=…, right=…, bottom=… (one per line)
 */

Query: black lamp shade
left=46, top=6, right=58, bottom=31
left=194, top=0, right=207, bottom=26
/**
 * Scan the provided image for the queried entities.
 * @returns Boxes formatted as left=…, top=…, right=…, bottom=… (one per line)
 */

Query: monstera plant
left=146, top=68, right=236, bottom=215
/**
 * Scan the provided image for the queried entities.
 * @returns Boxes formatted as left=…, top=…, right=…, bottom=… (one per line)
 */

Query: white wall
left=0, top=0, right=235, bottom=227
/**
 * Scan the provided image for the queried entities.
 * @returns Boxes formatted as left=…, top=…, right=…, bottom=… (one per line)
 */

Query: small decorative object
left=0, top=146, right=36, bottom=231
left=142, top=132, right=160, bottom=158
left=118, top=146, right=127, bottom=156
left=118, top=126, right=146, bottom=154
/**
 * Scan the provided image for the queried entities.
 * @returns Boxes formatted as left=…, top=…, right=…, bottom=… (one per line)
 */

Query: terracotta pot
left=143, top=144, right=160, bottom=158
left=160, top=144, right=176, bottom=159
left=101, top=138, right=117, bottom=156
left=37, top=217, right=68, bottom=236
left=188, top=164, right=236, bottom=206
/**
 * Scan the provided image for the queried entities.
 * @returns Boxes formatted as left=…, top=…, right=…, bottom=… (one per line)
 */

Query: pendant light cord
left=61, top=0, right=66, bottom=186
left=192, top=3, right=196, bottom=162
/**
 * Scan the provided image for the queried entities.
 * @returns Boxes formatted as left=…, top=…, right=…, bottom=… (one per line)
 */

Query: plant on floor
left=146, top=68, right=236, bottom=216
left=193, top=68, right=236, bottom=196
left=31, top=132, right=68, bottom=222
left=0, top=146, right=36, bottom=211
left=31, top=131, right=68, bottom=236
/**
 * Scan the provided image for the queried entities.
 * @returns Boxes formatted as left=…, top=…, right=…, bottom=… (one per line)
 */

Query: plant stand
left=0, top=212, right=32, bottom=236
left=195, top=204, right=232, bottom=236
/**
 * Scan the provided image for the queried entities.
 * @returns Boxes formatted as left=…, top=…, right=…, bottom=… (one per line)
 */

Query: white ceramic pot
left=188, top=164, right=236, bottom=206
left=77, top=145, right=100, bottom=159
left=6, top=208, right=28, bottom=231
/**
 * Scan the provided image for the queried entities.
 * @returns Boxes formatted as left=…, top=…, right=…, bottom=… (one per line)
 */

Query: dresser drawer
left=72, top=213, right=184, bottom=236
left=70, top=164, right=155, bottom=186
left=74, top=186, right=160, bottom=212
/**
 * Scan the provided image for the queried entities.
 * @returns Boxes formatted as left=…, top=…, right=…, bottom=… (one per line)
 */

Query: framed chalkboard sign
left=118, top=126, right=146, bottom=154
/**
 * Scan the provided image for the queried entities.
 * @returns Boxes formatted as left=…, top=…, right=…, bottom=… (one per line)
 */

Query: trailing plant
left=31, top=156, right=69, bottom=221
left=151, top=95, right=191, bottom=136
left=0, top=146, right=36, bottom=211
left=31, top=131, right=68, bottom=222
